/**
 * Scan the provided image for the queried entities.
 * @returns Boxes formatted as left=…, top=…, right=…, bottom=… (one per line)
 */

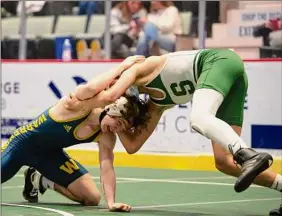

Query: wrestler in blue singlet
left=1, top=108, right=102, bottom=187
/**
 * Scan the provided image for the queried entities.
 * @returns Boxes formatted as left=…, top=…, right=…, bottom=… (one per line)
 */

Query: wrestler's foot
left=233, top=148, right=273, bottom=192
left=23, top=167, right=46, bottom=203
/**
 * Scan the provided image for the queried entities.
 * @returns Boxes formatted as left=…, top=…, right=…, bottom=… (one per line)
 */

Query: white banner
left=1, top=61, right=282, bottom=156
left=227, top=8, right=282, bottom=37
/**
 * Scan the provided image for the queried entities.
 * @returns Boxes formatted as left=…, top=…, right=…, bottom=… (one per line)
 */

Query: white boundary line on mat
left=2, top=185, right=23, bottom=189
left=15, top=174, right=233, bottom=181
left=2, top=203, right=74, bottom=216
left=11, top=176, right=262, bottom=188
left=109, top=177, right=261, bottom=188
left=134, top=197, right=281, bottom=209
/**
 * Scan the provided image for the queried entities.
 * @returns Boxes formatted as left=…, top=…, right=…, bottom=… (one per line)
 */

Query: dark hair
left=121, top=95, right=150, bottom=135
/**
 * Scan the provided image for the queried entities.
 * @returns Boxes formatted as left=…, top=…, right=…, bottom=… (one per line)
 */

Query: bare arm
left=98, top=133, right=132, bottom=212
left=75, top=68, right=138, bottom=110
left=100, top=56, right=162, bottom=103
left=118, top=101, right=168, bottom=154
left=74, top=56, right=145, bottom=101
left=98, top=133, right=116, bottom=208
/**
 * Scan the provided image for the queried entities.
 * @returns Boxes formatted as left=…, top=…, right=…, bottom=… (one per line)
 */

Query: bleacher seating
left=54, top=15, right=87, bottom=36
left=2, top=17, right=20, bottom=38
left=87, top=15, right=106, bottom=37
left=26, top=16, right=54, bottom=37
left=76, top=15, right=106, bottom=39
left=2, top=1, right=282, bottom=59
left=1, top=12, right=192, bottom=59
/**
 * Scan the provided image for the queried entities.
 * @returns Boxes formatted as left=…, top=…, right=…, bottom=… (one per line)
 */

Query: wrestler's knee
left=68, top=174, right=101, bottom=206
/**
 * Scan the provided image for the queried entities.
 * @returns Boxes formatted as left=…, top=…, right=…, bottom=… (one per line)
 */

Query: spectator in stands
left=78, top=1, right=104, bottom=16
left=135, top=1, right=182, bottom=57
left=268, top=19, right=282, bottom=49
left=16, top=1, right=75, bottom=16
left=253, top=18, right=282, bottom=48
left=17, top=1, right=46, bottom=16
left=101, top=0, right=146, bottom=58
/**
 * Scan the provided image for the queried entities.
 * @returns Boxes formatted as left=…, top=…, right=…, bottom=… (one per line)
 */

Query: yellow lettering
left=30, top=114, right=47, bottom=128
left=26, top=124, right=34, bottom=131
left=33, top=114, right=47, bottom=127
left=33, top=119, right=38, bottom=128
left=38, top=116, right=44, bottom=125
left=14, top=129, right=20, bottom=136
left=59, top=159, right=79, bottom=174
left=9, top=134, right=15, bottom=142
left=1, top=142, right=9, bottom=152
left=19, top=126, right=27, bottom=134
left=39, top=114, right=47, bottom=124
left=42, top=114, right=47, bottom=121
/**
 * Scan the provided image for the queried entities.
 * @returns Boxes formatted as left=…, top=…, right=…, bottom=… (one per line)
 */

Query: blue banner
left=1, top=118, right=32, bottom=139
left=251, top=125, right=282, bottom=150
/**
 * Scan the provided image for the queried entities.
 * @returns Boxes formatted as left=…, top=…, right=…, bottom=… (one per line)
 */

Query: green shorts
left=195, top=49, right=248, bottom=126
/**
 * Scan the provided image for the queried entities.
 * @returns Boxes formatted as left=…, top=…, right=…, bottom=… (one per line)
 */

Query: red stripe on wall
left=1, top=58, right=282, bottom=63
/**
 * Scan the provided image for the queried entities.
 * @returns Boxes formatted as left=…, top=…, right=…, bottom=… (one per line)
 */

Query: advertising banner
left=2, top=61, right=281, bottom=156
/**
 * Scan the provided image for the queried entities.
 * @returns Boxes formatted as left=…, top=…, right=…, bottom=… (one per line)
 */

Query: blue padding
left=251, top=125, right=282, bottom=149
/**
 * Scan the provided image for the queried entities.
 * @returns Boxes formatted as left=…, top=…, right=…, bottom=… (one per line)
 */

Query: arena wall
left=1, top=59, right=282, bottom=173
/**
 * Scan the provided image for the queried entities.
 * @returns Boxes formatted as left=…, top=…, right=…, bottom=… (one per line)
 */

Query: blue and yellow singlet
left=3, top=108, right=102, bottom=151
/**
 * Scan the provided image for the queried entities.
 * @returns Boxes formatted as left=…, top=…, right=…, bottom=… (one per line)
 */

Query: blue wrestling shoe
left=23, top=167, right=46, bottom=203
left=270, top=205, right=282, bottom=216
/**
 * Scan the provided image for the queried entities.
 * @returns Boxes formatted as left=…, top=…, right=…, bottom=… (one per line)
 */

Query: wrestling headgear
left=99, top=86, right=140, bottom=124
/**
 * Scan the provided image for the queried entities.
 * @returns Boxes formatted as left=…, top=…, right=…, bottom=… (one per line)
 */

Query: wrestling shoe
left=269, top=204, right=282, bottom=216
left=23, top=167, right=46, bottom=203
left=233, top=148, right=273, bottom=192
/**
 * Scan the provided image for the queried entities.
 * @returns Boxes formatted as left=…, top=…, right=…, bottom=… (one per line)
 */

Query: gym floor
left=2, top=167, right=281, bottom=216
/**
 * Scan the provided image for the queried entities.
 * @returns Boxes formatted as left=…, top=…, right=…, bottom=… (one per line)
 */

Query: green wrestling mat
left=2, top=167, right=281, bottom=216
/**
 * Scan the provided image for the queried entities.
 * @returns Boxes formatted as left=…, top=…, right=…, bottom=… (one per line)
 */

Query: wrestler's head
left=99, top=86, right=150, bottom=134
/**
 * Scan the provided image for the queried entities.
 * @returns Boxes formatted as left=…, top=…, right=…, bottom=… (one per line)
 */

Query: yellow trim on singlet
left=48, top=108, right=91, bottom=123
left=73, top=114, right=101, bottom=141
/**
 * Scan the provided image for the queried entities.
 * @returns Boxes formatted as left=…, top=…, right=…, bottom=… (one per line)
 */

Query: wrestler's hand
left=109, top=203, right=132, bottom=212
left=64, top=93, right=83, bottom=110
left=121, top=55, right=145, bottom=71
